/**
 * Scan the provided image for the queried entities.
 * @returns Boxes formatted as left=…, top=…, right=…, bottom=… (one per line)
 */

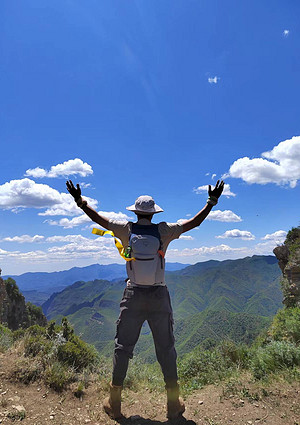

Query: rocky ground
left=0, top=353, right=299, bottom=425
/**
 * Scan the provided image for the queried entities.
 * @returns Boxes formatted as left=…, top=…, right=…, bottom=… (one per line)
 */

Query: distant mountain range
left=41, top=255, right=282, bottom=361
left=3, top=262, right=189, bottom=305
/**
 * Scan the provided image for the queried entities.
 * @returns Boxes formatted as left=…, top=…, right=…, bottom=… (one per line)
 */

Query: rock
left=198, top=400, right=204, bottom=405
left=12, top=405, right=26, bottom=413
left=273, top=229, right=300, bottom=307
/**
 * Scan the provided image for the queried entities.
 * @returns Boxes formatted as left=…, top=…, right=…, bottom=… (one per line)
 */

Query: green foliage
left=269, top=307, right=300, bottom=344
left=13, top=328, right=26, bottom=341
left=4, top=278, right=23, bottom=302
left=217, top=340, right=250, bottom=368
left=26, top=302, right=47, bottom=327
left=7, top=409, right=26, bottom=421
left=57, top=335, right=98, bottom=370
left=284, top=226, right=300, bottom=259
left=178, top=346, right=235, bottom=393
left=0, top=324, right=13, bottom=351
left=285, top=226, right=300, bottom=247
left=250, top=341, right=300, bottom=379
left=45, top=361, right=75, bottom=392
left=10, top=318, right=99, bottom=392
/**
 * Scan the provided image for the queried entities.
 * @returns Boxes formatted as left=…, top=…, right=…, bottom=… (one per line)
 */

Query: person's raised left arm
left=181, top=180, right=224, bottom=234
left=66, top=180, right=111, bottom=230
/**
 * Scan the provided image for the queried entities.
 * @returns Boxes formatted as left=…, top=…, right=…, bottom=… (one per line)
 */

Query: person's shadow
left=116, top=415, right=197, bottom=425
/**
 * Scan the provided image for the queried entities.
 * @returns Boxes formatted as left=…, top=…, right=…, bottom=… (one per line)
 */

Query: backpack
left=126, top=223, right=165, bottom=286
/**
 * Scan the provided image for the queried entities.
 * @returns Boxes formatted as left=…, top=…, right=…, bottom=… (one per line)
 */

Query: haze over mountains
left=39, top=255, right=282, bottom=361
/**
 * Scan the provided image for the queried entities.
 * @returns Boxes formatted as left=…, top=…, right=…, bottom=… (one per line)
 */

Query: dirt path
left=0, top=353, right=299, bottom=425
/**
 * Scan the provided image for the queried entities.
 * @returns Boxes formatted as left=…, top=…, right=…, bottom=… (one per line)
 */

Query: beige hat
left=126, top=195, right=163, bottom=214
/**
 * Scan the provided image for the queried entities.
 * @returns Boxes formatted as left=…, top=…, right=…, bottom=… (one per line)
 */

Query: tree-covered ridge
left=41, top=255, right=282, bottom=359
left=0, top=276, right=46, bottom=331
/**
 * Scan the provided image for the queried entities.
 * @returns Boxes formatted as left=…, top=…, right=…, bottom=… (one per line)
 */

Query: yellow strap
left=92, top=228, right=134, bottom=262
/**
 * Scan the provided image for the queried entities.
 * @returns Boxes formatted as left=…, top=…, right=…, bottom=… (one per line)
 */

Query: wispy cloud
left=178, top=209, right=242, bottom=224
left=283, top=29, right=290, bottom=37
left=46, top=211, right=131, bottom=228
left=208, top=76, right=220, bottom=84
left=25, top=158, right=93, bottom=178
left=194, top=183, right=236, bottom=198
left=216, top=229, right=255, bottom=240
left=1, top=235, right=45, bottom=243
left=168, top=244, right=247, bottom=258
left=224, top=136, right=300, bottom=188
left=0, top=233, right=122, bottom=265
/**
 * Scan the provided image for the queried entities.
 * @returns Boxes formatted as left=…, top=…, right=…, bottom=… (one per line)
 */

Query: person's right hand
left=66, top=180, right=81, bottom=201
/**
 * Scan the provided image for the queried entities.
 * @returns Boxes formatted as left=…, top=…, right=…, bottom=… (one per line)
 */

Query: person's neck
left=136, top=214, right=153, bottom=223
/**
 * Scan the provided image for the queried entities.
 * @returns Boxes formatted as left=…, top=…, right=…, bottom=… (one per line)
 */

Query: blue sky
left=1, top=0, right=300, bottom=275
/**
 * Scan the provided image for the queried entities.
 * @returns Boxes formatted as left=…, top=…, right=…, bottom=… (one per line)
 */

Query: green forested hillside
left=42, top=255, right=282, bottom=359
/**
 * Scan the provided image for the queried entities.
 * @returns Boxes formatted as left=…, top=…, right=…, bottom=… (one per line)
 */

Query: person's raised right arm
left=66, top=180, right=110, bottom=230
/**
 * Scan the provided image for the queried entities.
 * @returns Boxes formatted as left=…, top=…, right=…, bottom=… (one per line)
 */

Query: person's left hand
left=208, top=180, right=224, bottom=199
left=66, top=180, right=81, bottom=201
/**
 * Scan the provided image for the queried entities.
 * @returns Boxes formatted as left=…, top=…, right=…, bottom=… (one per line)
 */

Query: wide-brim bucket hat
left=126, top=195, right=163, bottom=214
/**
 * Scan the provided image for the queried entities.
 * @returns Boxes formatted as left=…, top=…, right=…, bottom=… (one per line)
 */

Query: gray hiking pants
left=112, top=285, right=178, bottom=388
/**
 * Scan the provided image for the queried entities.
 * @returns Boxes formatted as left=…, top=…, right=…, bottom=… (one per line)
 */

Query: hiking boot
left=103, top=383, right=122, bottom=419
left=166, top=384, right=185, bottom=420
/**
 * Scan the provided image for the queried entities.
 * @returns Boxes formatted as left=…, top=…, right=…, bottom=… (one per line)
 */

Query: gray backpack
left=126, top=223, right=165, bottom=285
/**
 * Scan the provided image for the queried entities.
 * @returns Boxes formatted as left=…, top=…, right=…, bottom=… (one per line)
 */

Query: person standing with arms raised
left=66, top=179, right=224, bottom=420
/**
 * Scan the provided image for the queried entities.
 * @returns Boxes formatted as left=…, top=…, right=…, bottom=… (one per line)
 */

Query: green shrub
left=45, top=361, right=75, bottom=392
left=251, top=340, right=300, bottom=379
left=57, top=335, right=98, bottom=371
left=13, top=328, right=26, bottom=341
left=269, top=307, right=300, bottom=344
left=24, top=334, right=52, bottom=357
left=178, top=347, right=234, bottom=392
left=217, top=340, right=250, bottom=368
left=285, top=226, right=300, bottom=247
left=0, top=324, right=13, bottom=351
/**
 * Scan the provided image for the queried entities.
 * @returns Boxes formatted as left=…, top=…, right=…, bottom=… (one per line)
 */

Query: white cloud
left=38, top=195, right=98, bottom=216
left=211, top=174, right=217, bottom=180
left=177, top=209, right=241, bottom=224
left=25, top=158, right=93, bottom=178
left=1, top=235, right=45, bottom=243
left=193, top=183, right=236, bottom=198
left=0, top=178, right=68, bottom=209
left=207, top=210, right=242, bottom=222
left=208, top=76, right=220, bottom=84
left=283, top=30, right=290, bottom=37
left=79, top=182, right=92, bottom=189
left=46, top=211, right=131, bottom=228
left=179, top=235, right=194, bottom=240
left=0, top=234, right=121, bottom=265
left=0, top=178, right=98, bottom=216
left=168, top=244, right=246, bottom=258
left=216, top=229, right=255, bottom=240
left=225, top=136, right=300, bottom=188
left=261, top=230, right=287, bottom=243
